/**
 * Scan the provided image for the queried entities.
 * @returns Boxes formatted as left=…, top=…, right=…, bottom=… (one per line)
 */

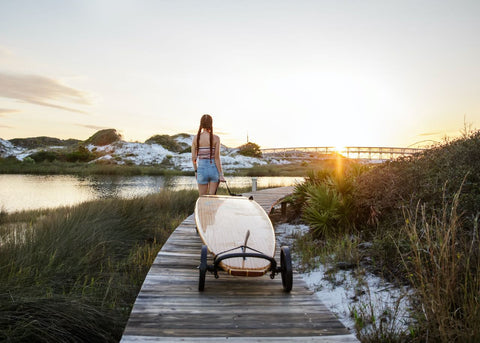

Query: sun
left=333, top=145, right=346, bottom=154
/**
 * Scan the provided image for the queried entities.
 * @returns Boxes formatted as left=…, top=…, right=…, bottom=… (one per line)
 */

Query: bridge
left=261, top=146, right=425, bottom=161
left=121, top=187, right=358, bottom=342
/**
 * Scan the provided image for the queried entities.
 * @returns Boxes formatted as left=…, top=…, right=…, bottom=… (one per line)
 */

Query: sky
left=0, top=0, right=479, bottom=148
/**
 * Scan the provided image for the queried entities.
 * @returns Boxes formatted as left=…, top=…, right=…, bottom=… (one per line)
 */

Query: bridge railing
left=261, top=146, right=425, bottom=160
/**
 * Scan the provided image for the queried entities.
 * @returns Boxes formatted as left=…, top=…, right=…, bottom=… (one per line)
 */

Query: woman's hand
left=219, top=175, right=226, bottom=182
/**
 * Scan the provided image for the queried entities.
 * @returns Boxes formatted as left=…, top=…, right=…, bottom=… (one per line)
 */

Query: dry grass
left=400, top=191, right=480, bottom=342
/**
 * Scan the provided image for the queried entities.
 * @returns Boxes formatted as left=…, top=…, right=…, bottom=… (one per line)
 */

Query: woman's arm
left=191, top=136, right=197, bottom=172
left=214, top=136, right=225, bottom=181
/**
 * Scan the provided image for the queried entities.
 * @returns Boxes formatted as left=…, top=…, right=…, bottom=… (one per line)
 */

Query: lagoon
left=0, top=174, right=302, bottom=213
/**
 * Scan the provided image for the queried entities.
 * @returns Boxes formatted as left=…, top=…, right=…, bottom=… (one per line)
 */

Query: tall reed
left=400, top=190, right=480, bottom=342
left=0, top=189, right=197, bottom=342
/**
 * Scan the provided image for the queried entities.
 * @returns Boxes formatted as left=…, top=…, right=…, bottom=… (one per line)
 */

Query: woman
left=192, top=114, right=225, bottom=196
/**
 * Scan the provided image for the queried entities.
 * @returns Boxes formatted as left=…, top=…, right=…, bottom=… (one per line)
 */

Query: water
left=0, top=175, right=302, bottom=213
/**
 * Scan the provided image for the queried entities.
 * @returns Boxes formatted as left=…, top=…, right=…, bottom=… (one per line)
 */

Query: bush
left=23, top=156, right=35, bottom=164
left=9, top=137, right=80, bottom=149
left=65, top=146, right=96, bottom=162
left=238, top=142, right=262, bottom=158
left=28, top=150, right=59, bottom=162
left=84, top=129, right=121, bottom=146
left=298, top=169, right=357, bottom=238
left=145, top=134, right=183, bottom=152
left=353, top=130, right=480, bottom=233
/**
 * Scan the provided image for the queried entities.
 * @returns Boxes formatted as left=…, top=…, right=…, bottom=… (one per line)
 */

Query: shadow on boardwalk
left=121, top=187, right=358, bottom=342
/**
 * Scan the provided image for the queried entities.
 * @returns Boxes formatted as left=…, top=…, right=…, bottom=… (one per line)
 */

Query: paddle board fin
left=244, top=229, right=251, bottom=247
left=242, top=230, right=251, bottom=260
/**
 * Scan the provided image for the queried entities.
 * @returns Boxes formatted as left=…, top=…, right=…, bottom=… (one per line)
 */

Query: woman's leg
left=208, top=181, right=219, bottom=195
left=196, top=159, right=209, bottom=196
left=197, top=183, right=208, bottom=196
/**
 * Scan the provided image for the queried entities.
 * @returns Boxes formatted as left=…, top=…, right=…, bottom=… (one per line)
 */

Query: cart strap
left=215, top=245, right=266, bottom=261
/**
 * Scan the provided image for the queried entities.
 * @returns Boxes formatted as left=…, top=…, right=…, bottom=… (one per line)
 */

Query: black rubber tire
left=280, top=246, right=293, bottom=292
left=199, top=245, right=208, bottom=291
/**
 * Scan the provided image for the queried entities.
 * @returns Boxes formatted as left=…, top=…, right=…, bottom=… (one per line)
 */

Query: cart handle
left=223, top=180, right=242, bottom=197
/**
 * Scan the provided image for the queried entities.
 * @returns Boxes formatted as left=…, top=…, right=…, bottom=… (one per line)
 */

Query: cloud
left=418, top=131, right=441, bottom=137
left=0, top=72, right=92, bottom=114
left=214, top=130, right=230, bottom=135
left=0, top=46, right=14, bottom=58
left=0, top=109, right=20, bottom=116
left=75, top=123, right=109, bottom=130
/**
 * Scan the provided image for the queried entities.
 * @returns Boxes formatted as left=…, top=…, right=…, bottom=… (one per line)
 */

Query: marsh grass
left=400, top=191, right=480, bottom=342
left=0, top=189, right=197, bottom=342
left=1, top=157, right=338, bottom=177
left=0, top=206, right=7, bottom=225
left=235, top=158, right=356, bottom=177
left=0, top=158, right=192, bottom=176
left=215, top=184, right=267, bottom=196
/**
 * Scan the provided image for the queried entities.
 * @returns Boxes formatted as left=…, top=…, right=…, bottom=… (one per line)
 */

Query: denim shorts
left=197, top=159, right=219, bottom=185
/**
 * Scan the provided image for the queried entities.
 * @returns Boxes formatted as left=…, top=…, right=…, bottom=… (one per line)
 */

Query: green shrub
left=84, top=129, right=121, bottom=146
left=301, top=178, right=354, bottom=238
left=145, top=134, right=183, bottom=152
left=65, top=146, right=96, bottom=162
left=293, top=165, right=363, bottom=238
left=9, top=137, right=80, bottom=149
left=23, top=156, right=35, bottom=164
left=238, top=142, right=262, bottom=158
left=28, top=150, right=59, bottom=162
left=353, top=130, right=480, bottom=233
left=291, top=169, right=334, bottom=216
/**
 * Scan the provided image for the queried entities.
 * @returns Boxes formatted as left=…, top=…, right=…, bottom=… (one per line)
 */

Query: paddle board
left=194, top=195, right=276, bottom=277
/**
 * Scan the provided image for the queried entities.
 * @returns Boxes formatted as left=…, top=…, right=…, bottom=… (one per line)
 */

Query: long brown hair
left=196, top=114, right=214, bottom=160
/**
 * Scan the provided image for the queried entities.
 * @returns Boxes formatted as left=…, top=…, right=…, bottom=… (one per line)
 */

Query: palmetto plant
left=293, top=164, right=366, bottom=238
left=301, top=175, right=355, bottom=238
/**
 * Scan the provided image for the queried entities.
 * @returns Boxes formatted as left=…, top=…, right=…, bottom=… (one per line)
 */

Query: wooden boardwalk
left=121, top=187, right=358, bottom=342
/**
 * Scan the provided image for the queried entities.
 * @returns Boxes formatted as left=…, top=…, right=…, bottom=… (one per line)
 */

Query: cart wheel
left=280, top=246, right=292, bottom=292
left=199, top=245, right=208, bottom=291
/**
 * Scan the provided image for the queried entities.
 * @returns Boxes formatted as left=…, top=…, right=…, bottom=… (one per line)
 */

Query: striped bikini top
left=197, top=146, right=215, bottom=160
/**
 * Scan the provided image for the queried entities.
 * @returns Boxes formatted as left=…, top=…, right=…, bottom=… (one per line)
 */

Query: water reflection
left=85, top=175, right=167, bottom=198
left=0, top=175, right=302, bottom=213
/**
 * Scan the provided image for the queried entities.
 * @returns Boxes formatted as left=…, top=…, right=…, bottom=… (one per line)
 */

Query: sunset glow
left=334, top=146, right=346, bottom=155
left=0, top=1, right=479, bottom=148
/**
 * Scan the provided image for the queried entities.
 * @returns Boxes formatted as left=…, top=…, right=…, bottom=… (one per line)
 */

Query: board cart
left=194, top=195, right=293, bottom=292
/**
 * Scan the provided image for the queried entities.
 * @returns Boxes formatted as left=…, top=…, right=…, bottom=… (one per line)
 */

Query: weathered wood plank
left=123, top=327, right=349, bottom=338
left=121, top=187, right=358, bottom=342
left=121, top=335, right=358, bottom=342
left=130, top=304, right=334, bottom=315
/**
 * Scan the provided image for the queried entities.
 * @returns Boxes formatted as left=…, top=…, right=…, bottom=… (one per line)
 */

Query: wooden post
left=251, top=177, right=257, bottom=192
